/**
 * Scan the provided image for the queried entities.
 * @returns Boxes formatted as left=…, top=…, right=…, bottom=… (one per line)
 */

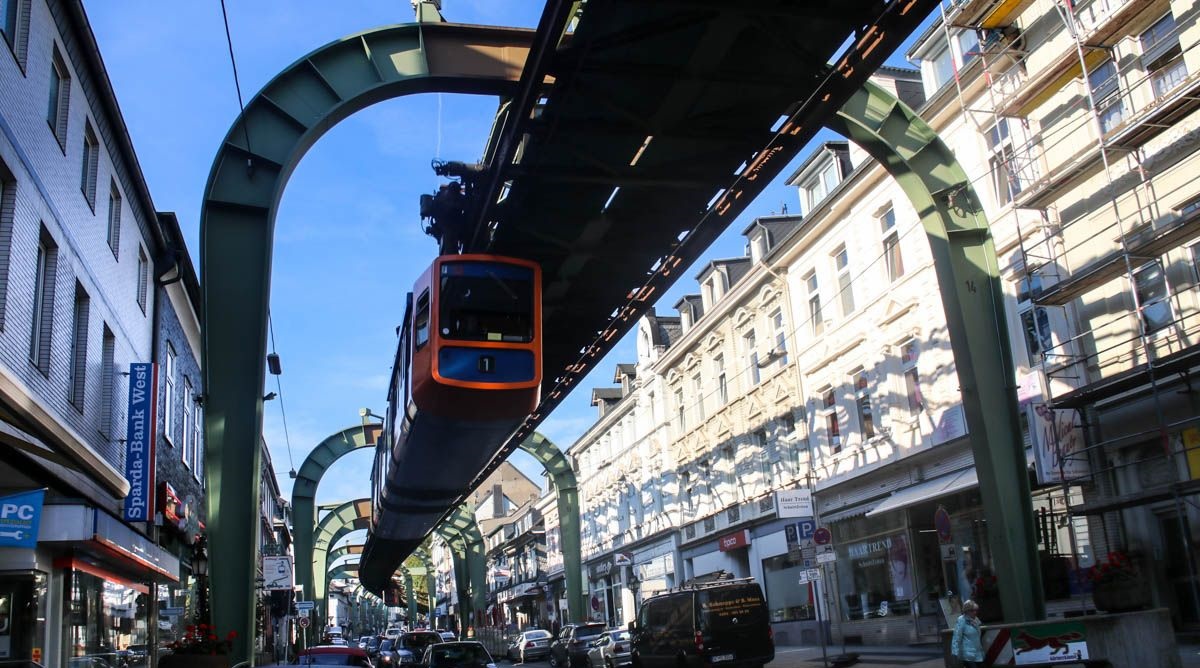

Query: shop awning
left=865, top=468, right=978, bottom=517
left=40, top=504, right=179, bottom=582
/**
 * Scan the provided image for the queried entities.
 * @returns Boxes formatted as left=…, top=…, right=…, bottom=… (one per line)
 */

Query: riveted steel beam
left=201, top=22, right=532, bottom=663
left=829, top=81, right=1043, bottom=622
left=517, top=432, right=583, bottom=623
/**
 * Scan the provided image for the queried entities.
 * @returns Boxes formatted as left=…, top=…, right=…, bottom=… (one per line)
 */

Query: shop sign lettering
left=123, top=363, right=158, bottom=522
left=847, top=537, right=892, bottom=559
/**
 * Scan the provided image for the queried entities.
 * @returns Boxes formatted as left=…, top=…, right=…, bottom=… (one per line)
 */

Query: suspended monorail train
left=362, top=254, right=542, bottom=590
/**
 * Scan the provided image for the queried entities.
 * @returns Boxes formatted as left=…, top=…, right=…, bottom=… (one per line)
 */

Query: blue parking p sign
left=0, top=489, right=44, bottom=549
left=797, top=519, right=816, bottom=541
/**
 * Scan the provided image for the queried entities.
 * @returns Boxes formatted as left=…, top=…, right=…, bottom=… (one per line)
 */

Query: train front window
left=440, top=261, right=534, bottom=343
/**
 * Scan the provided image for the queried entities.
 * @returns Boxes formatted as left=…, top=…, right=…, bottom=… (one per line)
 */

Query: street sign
left=806, top=568, right=820, bottom=582
left=161, top=607, right=184, bottom=617
left=816, top=549, right=836, bottom=564
left=798, top=571, right=815, bottom=585
left=797, top=519, right=816, bottom=541
left=263, top=556, right=294, bottom=591
left=801, top=546, right=816, bottom=561
left=297, top=600, right=315, bottom=611
left=940, top=544, right=958, bottom=561
left=299, top=617, right=311, bottom=628
left=813, top=527, right=832, bottom=546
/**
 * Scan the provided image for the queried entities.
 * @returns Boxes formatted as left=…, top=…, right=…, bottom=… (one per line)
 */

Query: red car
left=297, top=645, right=375, bottom=666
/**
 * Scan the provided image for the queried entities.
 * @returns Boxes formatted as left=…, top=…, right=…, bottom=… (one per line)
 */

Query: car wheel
left=549, top=653, right=559, bottom=668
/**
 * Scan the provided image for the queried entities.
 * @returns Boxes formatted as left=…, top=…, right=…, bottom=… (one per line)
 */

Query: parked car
left=586, top=630, right=631, bottom=668
left=359, top=636, right=373, bottom=649
left=506, top=629, right=553, bottom=662
left=629, top=581, right=773, bottom=668
left=296, top=645, right=374, bottom=666
left=387, top=631, right=444, bottom=664
left=549, top=623, right=606, bottom=668
left=421, top=641, right=496, bottom=668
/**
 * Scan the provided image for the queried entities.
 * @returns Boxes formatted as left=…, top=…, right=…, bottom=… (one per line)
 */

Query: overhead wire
left=268, top=311, right=297, bottom=475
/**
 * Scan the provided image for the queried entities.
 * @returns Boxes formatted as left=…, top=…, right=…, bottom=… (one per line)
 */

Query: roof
left=591, top=388, right=624, bottom=405
left=741, top=213, right=804, bottom=236
left=694, top=256, right=752, bottom=283
left=614, top=363, right=637, bottom=382
left=644, top=312, right=682, bottom=348
left=785, top=141, right=851, bottom=186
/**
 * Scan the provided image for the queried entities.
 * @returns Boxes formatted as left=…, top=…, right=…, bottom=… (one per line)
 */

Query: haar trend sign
left=123, top=363, right=159, bottom=522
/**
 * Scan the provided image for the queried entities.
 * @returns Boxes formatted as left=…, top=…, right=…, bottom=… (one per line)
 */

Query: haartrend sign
left=123, top=363, right=158, bottom=522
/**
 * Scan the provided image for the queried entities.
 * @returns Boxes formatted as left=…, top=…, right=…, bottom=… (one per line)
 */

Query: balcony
left=1011, top=141, right=1106, bottom=210
left=1106, top=69, right=1200, bottom=149
left=996, top=48, right=1109, bottom=118
left=1075, top=0, right=1163, bottom=48
left=947, top=0, right=1036, bottom=29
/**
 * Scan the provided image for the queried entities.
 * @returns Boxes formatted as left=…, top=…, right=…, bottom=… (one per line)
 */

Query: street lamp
left=626, top=569, right=641, bottom=609
left=194, top=537, right=211, bottom=626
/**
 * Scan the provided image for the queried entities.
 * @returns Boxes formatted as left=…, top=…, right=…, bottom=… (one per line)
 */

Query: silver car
left=506, top=629, right=553, bottom=663
left=585, top=630, right=631, bottom=668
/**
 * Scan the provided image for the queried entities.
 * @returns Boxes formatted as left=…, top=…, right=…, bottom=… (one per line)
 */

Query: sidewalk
left=774, top=642, right=1200, bottom=667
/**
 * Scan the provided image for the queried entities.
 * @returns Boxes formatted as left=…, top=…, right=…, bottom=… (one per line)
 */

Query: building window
left=675, top=388, right=686, bottom=434
left=880, top=208, right=904, bottom=282
left=81, top=123, right=98, bottom=209
left=779, top=412, right=796, bottom=437
left=29, top=229, right=57, bottom=374
left=854, top=370, right=875, bottom=440
left=756, top=430, right=774, bottom=489
left=805, top=272, right=822, bottom=336
left=834, top=246, right=854, bottom=316
left=822, top=387, right=841, bottom=454
left=901, top=340, right=922, bottom=413
left=106, top=182, right=121, bottom=259
left=182, top=378, right=193, bottom=468
left=681, top=471, right=694, bottom=513
left=1017, top=274, right=1052, bottom=367
left=136, top=247, right=149, bottom=313
left=1141, top=12, right=1187, bottom=98
left=0, top=158, right=14, bottom=330
left=957, top=29, right=980, bottom=66
left=164, top=342, right=176, bottom=444
left=100, top=325, right=115, bottom=439
left=69, top=282, right=89, bottom=411
left=769, top=309, right=788, bottom=366
left=1, top=0, right=29, bottom=67
left=692, top=373, right=705, bottom=424
left=744, top=329, right=760, bottom=386
left=986, top=119, right=1019, bottom=206
left=1088, top=59, right=1125, bottom=134
left=715, top=355, right=728, bottom=405
left=47, top=47, right=69, bottom=149
left=929, top=43, right=955, bottom=90
left=1134, top=260, right=1173, bottom=333
left=763, top=553, right=817, bottom=622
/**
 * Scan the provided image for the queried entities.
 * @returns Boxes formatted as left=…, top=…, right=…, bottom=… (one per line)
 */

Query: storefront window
left=157, top=576, right=199, bottom=648
left=63, top=568, right=149, bottom=666
left=761, top=554, right=815, bottom=622
left=835, top=532, right=913, bottom=620
left=0, top=571, right=47, bottom=662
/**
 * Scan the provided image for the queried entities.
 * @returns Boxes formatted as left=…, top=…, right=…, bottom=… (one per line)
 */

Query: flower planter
left=158, top=653, right=231, bottom=668
left=1092, top=578, right=1149, bottom=613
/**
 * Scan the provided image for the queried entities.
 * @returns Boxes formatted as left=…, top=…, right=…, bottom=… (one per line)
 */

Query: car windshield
left=429, top=644, right=491, bottom=668
left=380, top=640, right=395, bottom=651
left=525, top=630, right=551, bottom=640
left=577, top=624, right=605, bottom=637
left=299, top=654, right=370, bottom=666
left=399, top=633, right=440, bottom=652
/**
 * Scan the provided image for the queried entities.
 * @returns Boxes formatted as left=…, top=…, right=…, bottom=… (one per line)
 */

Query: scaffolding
left=942, top=0, right=1200, bottom=624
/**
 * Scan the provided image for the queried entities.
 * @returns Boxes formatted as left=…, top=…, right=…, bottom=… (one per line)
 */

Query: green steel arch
left=433, top=505, right=486, bottom=630
left=517, top=432, right=583, bottom=623
left=313, top=499, right=373, bottom=619
left=200, top=21, right=533, bottom=662
left=293, top=424, right=381, bottom=606
left=829, top=81, right=1042, bottom=621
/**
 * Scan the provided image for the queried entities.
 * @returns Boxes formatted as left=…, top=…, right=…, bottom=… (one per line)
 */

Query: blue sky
left=83, top=2, right=937, bottom=516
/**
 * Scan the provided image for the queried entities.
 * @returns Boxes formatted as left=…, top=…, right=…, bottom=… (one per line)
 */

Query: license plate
left=712, top=655, right=734, bottom=662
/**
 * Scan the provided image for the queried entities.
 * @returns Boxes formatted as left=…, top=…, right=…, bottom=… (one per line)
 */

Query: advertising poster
left=1028, top=402, right=1089, bottom=484
left=1011, top=621, right=1088, bottom=664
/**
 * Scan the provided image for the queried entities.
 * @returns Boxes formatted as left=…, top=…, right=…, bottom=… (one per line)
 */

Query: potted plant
left=970, top=569, right=1002, bottom=622
left=1090, top=551, right=1148, bottom=613
left=159, top=624, right=237, bottom=668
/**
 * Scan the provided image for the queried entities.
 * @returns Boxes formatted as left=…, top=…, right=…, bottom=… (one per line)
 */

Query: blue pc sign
left=123, top=362, right=158, bottom=522
left=0, top=489, right=45, bottom=548
left=797, top=519, right=817, bottom=541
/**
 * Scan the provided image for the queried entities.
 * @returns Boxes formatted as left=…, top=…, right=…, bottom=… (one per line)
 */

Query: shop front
left=587, top=554, right=631, bottom=627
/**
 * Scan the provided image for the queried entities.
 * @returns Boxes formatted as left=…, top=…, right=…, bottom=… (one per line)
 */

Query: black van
left=629, top=581, right=774, bottom=668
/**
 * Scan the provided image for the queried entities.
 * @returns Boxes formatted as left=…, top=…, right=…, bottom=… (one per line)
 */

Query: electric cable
left=219, top=0, right=253, bottom=158
left=268, top=311, right=297, bottom=474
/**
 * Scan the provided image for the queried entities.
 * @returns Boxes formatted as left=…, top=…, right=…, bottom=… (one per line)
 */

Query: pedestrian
left=951, top=599, right=985, bottom=667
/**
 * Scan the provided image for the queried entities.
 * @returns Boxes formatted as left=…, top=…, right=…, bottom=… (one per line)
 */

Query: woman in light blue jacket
left=951, top=599, right=984, bottom=667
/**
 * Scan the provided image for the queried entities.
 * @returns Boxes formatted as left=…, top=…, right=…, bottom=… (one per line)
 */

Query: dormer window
left=750, top=232, right=769, bottom=263
left=802, top=160, right=841, bottom=212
